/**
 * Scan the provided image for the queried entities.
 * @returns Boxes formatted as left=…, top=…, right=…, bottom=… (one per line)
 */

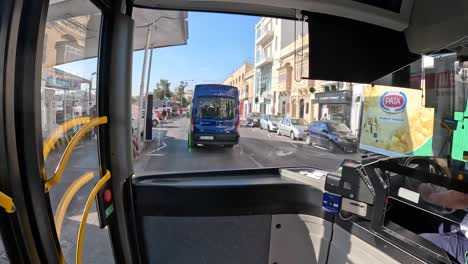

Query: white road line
left=247, top=155, right=263, bottom=168
left=289, top=142, right=298, bottom=148
left=149, top=141, right=167, bottom=153
left=75, top=146, right=84, bottom=149
left=266, top=133, right=272, bottom=138
left=146, top=153, right=166, bottom=156
left=312, top=145, right=327, bottom=151
left=68, top=212, right=100, bottom=227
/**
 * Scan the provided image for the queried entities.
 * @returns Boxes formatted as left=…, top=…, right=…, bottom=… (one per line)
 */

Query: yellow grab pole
left=0, top=192, right=15, bottom=213
left=76, top=170, right=111, bottom=264
left=45, top=117, right=107, bottom=192
left=54, top=171, right=95, bottom=239
left=43, top=117, right=90, bottom=160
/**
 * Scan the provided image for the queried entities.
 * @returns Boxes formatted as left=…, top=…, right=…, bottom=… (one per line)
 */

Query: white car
left=260, top=114, right=280, bottom=132
left=131, top=111, right=160, bottom=136
left=277, top=117, right=309, bottom=140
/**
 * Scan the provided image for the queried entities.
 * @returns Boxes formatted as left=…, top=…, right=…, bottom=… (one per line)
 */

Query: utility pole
left=136, top=25, right=152, bottom=146
left=143, top=44, right=154, bottom=140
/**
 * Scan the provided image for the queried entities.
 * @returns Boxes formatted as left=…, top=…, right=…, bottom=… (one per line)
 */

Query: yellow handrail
left=45, top=117, right=107, bottom=192
left=76, top=170, right=111, bottom=264
left=54, top=171, right=95, bottom=239
left=43, top=117, right=90, bottom=160
left=0, top=191, right=15, bottom=213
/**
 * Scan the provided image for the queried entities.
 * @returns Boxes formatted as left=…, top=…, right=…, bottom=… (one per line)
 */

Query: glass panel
left=0, top=238, right=7, bottom=263
left=196, top=96, right=237, bottom=119
left=131, top=11, right=362, bottom=175
left=328, top=122, right=351, bottom=133
left=40, top=1, right=112, bottom=263
left=290, top=118, right=307, bottom=126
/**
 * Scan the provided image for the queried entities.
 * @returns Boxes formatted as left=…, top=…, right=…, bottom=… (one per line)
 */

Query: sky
left=131, top=12, right=259, bottom=95
left=57, top=12, right=260, bottom=96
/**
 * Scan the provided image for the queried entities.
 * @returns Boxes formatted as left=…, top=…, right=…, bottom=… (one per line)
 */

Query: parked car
left=305, top=120, right=357, bottom=153
left=260, top=114, right=280, bottom=131
left=277, top=117, right=308, bottom=140
left=246, top=112, right=261, bottom=127
left=153, top=109, right=162, bottom=125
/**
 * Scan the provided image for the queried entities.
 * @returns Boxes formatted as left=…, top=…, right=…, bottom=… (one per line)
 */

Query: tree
left=176, top=81, right=188, bottom=102
left=182, top=97, right=189, bottom=107
left=153, top=79, right=172, bottom=100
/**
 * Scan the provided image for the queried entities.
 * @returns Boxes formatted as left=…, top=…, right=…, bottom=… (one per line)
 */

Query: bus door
left=0, top=0, right=138, bottom=262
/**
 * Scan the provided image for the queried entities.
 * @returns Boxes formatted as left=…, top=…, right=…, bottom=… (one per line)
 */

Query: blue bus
left=189, top=84, right=240, bottom=148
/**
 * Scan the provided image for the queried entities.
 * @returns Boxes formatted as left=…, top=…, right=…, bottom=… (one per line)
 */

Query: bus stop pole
left=143, top=44, right=154, bottom=140
left=136, top=26, right=152, bottom=146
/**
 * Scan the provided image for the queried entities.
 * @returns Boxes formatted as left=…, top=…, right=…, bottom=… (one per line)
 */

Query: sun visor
left=305, top=12, right=420, bottom=84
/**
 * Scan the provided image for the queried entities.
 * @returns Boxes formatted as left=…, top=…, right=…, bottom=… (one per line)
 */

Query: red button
left=103, top=189, right=112, bottom=203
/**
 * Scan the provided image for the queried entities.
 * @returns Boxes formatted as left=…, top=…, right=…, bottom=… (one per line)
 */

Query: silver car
left=277, top=117, right=309, bottom=140
left=260, top=114, right=280, bottom=132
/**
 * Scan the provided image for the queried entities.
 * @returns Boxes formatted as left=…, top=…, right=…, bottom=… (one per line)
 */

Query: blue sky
left=132, top=12, right=259, bottom=95
left=57, top=12, right=259, bottom=95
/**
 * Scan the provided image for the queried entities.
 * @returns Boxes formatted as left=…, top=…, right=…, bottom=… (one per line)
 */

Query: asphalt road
left=135, top=116, right=361, bottom=174
left=0, top=116, right=360, bottom=263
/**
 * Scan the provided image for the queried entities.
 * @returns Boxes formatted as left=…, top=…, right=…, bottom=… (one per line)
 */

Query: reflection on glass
left=196, top=96, right=236, bottom=120
left=40, top=1, right=112, bottom=263
left=329, top=122, right=351, bottom=133
left=290, top=119, right=307, bottom=126
left=269, top=115, right=279, bottom=121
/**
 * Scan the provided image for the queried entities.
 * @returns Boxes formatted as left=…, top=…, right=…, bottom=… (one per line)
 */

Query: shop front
left=314, top=90, right=352, bottom=127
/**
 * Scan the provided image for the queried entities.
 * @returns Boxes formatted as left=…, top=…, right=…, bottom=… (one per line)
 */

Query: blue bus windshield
left=196, top=96, right=237, bottom=120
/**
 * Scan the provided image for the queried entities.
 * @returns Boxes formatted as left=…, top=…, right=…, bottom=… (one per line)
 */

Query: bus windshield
left=196, top=96, right=237, bottom=119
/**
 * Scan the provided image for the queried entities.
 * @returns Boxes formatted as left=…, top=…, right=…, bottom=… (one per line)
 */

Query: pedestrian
left=321, top=113, right=328, bottom=121
left=162, top=109, right=167, bottom=125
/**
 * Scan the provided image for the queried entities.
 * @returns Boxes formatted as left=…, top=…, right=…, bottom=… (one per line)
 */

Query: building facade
left=248, top=17, right=364, bottom=129
left=254, top=18, right=296, bottom=115
left=223, top=62, right=254, bottom=118
left=276, top=34, right=317, bottom=123
left=243, top=68, right=255, bottom=119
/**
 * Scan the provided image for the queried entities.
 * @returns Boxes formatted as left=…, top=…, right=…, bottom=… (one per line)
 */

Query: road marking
left=68, top=211, right=100, bottom=227
left=146, top=153, right=166, bottom=156
left=75, top=146, right=84, bottom=149
left=149, top=141, right=167, bottom=153
left=276, top=150, right=294, bottom=157
left=247, top=155, right=263, bottom=168
left=312, top=145, right=327, bottom=151
left=289, top=142, right=298, bottom=148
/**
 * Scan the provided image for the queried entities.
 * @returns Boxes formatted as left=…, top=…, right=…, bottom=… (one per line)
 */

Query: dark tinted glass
left=196, top=96, right=236, bottom=119
left=290, top=119, right=307, bottom=126
left=329, top=122, right=351, bottom=133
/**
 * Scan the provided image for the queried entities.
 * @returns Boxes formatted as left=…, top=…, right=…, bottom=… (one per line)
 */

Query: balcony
left=242, top=88, right=249, bottom=100
left=256, top=55, right=273, bottom=67
left=277, top=67, right=292, bottom=93
left=256, top=30, right=274, bottom=46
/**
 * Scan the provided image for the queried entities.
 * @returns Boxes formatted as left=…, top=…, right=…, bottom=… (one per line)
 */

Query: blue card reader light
left=322, top=192, right=341, bottom=214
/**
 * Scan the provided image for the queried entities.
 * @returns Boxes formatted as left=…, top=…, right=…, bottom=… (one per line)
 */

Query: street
left=1, top=116, right=360, bottom=264
left=136, top=116, right=360, bottom=174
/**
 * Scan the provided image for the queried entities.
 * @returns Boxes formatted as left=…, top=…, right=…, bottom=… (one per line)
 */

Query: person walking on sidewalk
left=162, top=109, right=167, bottom=126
